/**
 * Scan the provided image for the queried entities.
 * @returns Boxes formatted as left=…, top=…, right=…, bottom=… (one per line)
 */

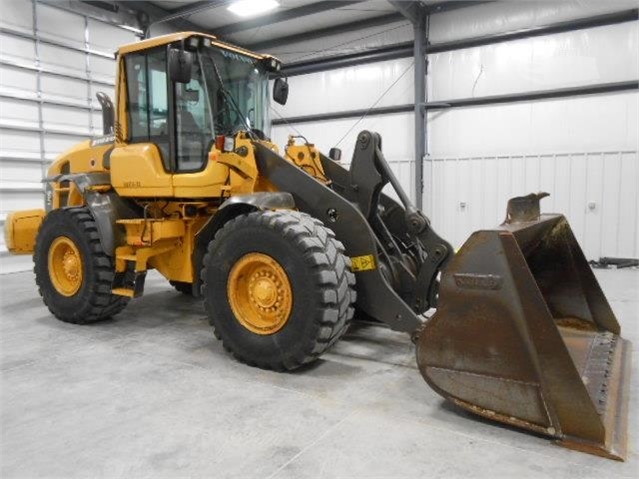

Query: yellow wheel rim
left=48, top=236, right=83, bottom=297
left=227, top=252, right=293, bottom=335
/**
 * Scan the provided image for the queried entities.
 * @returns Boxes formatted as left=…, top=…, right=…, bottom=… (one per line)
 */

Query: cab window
left=125, top=49, right=170, bottom=169
left=175, top=56, right=214, bottom=172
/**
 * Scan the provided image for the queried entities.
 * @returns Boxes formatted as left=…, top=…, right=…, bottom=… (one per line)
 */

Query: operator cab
left=120, top=33, right=284, bottom=175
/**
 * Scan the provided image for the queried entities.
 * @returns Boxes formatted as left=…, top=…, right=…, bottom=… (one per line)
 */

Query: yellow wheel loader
left=3, top=32, right=631, bottom=460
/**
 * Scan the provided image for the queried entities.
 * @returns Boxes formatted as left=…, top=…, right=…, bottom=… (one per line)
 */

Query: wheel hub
left=48, top=236, right=83, bottom=296
left=250, top=274, right=279, bottom=309
left=227, top=253, right=292, bottom=335
left=63, top=251, right=80, bottom=279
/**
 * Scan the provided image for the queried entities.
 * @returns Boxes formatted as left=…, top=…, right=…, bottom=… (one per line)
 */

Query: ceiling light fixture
left=227, top=0, right=279, bottom=18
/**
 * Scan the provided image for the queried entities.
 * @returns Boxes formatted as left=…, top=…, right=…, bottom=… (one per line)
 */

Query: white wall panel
left=38, top=43, right=86, bottom=75
left=88, top=19, right=137, bottom=53
left=0, top=0, right=34, bottom=30
left=425, top=91, right=638, bottom=260
left=0, top=97, right=38, bottom=122
left=0, top=158, right=45, bottom=183
left=427, top=91, right=638, bottom=157
left=424, top=150, right=639, bottom=261
left=89, top=56, right=116, bottom=79
left=430, top=22, right=639, bottom=101
left=0, top=129, right=40, bottom=156
left=0, top=33, right=35, bottom=62
left=430, top=0, right=639, bottom=44
left=41, top=74, right=89, bottom=100
left=0, top=63, right=37, bottom=90
left=42, top=104, right=91, bottom=134
left=0, top=188, right=44, bottom=216
left=37, top=3, right=86, bottom=50
left=275, top=58, right=414, bottom=117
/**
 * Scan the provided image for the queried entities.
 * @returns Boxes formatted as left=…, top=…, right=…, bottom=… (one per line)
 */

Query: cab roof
left=117, top=31, right=272, bottom=61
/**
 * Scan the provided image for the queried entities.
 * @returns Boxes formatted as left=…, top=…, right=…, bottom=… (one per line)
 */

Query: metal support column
left=413, top=9, right=427, bottom=209
left=32, top=0, right=47, bottom=183
left=388, top=0, right=429, bottom=208
left=85, top=15, right=95, bottom=137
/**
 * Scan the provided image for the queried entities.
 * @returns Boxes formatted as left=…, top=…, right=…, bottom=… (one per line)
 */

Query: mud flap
left=417, top=194, right=632, bottom=460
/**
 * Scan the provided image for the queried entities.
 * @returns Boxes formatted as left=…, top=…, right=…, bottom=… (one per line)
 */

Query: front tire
left=201, top=210, right=356, bottom=371
left=34, top=207, right=129, bottom=324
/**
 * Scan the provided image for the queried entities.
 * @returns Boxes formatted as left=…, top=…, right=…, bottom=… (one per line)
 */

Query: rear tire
left=201, top=210, right=356, bottom=371
left=34, top=207, right=129, bottom=324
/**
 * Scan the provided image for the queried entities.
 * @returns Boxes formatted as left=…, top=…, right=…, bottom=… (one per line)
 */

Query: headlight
left=263, top=57, right=281, bottom=72
left=187, top=37, right=199, bottom=50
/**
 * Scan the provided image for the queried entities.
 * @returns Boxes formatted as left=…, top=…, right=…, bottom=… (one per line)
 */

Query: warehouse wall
left=1, top=1, right=637, bottom=274
left=425, top=17, right=639, bottom=259
left=271, top=1, right=639, bottom=260
left=271, top=56, right=416, bottom=202
left=0, top=0, right=140, bottom=273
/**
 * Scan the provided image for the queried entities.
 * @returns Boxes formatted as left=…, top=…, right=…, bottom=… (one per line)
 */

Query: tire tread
left=201, top=210, right=355, bottom=370
left=34, top=207, right=128, bottom=324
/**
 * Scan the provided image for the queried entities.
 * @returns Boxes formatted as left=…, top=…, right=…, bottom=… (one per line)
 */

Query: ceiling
left=143, top=0, right=465, bottom=50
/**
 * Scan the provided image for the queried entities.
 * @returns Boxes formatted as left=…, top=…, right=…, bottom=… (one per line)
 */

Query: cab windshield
left=203, top=47, right=270, bottom=135
left=174, top=45, right=270, bottom=171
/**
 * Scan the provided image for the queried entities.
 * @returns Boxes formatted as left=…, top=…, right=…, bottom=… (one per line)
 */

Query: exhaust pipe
left=96, top=92, right=114, bottom=135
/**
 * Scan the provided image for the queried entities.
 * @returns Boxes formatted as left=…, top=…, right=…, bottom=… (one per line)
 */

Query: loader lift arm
left=254, top=130, right=454, bottom=333
left=320, top=131, right=454, bottom=313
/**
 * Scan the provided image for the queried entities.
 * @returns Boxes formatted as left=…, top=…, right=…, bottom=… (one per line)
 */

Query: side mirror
left=273, top=77, right=288, bottom=105
left=329, top=147, right=342, bottom=162
left=168, top=48, right=193, bottom=84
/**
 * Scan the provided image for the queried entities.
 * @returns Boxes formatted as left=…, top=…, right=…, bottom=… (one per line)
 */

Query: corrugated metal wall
left=1, top=1, right=637, bottom=273
left=0, top=0, right=139, bottom=273
left=425, top=151, right=639, bottom=260
left=272, top=2, right=639, bottom=260
left=425, top=15, right=639, bottom=258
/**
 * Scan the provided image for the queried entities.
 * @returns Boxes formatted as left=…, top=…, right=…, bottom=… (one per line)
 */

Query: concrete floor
left=0, top=268, right=637, bottom=479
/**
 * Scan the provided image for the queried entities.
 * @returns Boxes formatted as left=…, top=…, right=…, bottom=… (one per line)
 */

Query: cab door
left=110, top=47, right=173, bottom=197
left=171, top=50, right=229, bottom=198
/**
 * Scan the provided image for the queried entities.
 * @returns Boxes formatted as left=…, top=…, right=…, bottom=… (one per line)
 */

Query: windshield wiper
left=208, top=55, right=257, bottom=141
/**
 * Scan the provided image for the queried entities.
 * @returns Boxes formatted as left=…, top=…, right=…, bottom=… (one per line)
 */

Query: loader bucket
left=417, top=194, right=632, bottom=460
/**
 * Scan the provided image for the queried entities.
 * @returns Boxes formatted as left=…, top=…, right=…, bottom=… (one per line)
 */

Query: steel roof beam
left=282, top=7, right=639, bottom=76
left=214, top=0, right=364, bottom=36
left=388, top=0, right=494, bottom=20
left=251, top=1, right=489, bottom=54
left=153, top=1, right=229, bottom=25
left=246, top=12, right=406, bottom=51
left=115, top=1, right=210, bottom=36
left=387, top=0, right=424, bottom=24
